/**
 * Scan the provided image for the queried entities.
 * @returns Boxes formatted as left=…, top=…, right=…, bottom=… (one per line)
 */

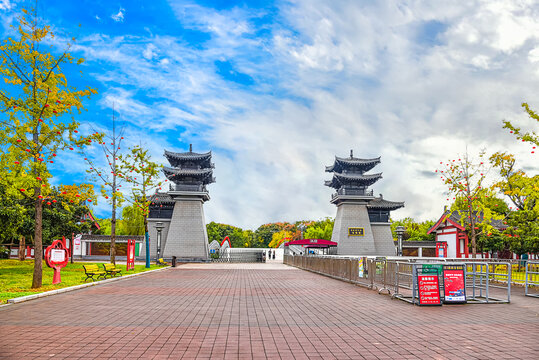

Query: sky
left=1, top=0, right=538, bottom=229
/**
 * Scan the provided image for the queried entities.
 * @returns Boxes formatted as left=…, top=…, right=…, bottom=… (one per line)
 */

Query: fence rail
left=525, top=261, right=539, bottom=297
left=284, top=255, right=519, bottom=304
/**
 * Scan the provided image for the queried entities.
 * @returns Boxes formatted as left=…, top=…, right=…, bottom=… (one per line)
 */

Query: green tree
left=390, top=217, right=436, bottom=242
left=206, top=222, right=250, bottom=248
left=304, top=218, right=334, bottom=240
left=436, top=151, right=503, bottom=257
left=0, top=8, right=97, bottom=287
left=119, top=204, right=144, bottom=236
left=503, top=102, right=539, bottom=151
left=83, top=111, right=124, bottom=264
left=490, top=152, right=539, bottom=254
left=118, top=145, right=162, bottom=267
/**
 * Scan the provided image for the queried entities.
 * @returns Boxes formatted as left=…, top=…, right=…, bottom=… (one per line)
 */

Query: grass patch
left=0, top=259, right=160, bottom=304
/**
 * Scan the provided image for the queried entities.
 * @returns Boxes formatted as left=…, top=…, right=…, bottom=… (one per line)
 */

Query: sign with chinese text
left=50, top=249, right=66, bottom=263
left=348, top=227, right=364, bottom=236
left=417, top=274, right=441, bottom=305
left=45, top=239, right=69, bottom=284
left=443, top=265, right=466, bottom=303
left=414, top=264, right=442, bottom=306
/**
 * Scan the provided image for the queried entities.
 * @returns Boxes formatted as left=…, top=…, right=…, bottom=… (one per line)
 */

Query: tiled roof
left=326, top=156, right=381, bottom=172
left=368, top=196, right=404, bottom=210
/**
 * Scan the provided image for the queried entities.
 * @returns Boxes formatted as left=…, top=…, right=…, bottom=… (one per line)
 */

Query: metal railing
left=212, top=250, right=265, bottom=263
left=284, top=255, right=513, bottom=304
left=525, top=261, right=539, bottom=297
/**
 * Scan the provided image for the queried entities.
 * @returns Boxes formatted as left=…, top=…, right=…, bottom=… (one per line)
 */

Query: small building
left=74, top=235, right=145, bottom=258
left=427, top=211, right=470, bottom=258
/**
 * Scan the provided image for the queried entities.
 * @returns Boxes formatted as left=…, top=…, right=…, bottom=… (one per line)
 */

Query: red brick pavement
left=0, top=263, right=538, bottom=359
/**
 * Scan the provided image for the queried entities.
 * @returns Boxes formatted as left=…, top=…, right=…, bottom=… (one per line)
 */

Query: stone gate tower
left=325, top=151, right=404, bottom=256
left=145, top=145, right=215, bottom=261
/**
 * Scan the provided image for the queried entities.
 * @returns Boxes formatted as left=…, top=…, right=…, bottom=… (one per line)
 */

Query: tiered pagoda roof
left=367, top=195, right=404, bottom=211
left=325, top=150, right=382, bottom=192
left=324, top=172, right=383, bottom=189
left=325, top=154, right=381, bottom=173
left=163, top=144, right=215, bottom=192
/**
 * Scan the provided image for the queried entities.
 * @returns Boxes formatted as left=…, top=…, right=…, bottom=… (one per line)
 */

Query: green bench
left=83, top=264, right=107, bottom=282
left=103, top=263, right=122, bottom=277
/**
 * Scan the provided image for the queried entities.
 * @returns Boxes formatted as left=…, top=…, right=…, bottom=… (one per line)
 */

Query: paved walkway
left=1, top=263, right=538, bottom=359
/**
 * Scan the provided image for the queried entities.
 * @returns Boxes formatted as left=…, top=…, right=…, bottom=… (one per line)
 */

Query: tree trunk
left=31, top=187, right=43, bottom=288
left=18, top=235, right=26, bottom=261
left=110, top=197, right=116, bottom=265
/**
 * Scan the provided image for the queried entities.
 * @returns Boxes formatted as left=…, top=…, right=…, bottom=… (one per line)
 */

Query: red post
left=126, top=239, right=135, bottom=271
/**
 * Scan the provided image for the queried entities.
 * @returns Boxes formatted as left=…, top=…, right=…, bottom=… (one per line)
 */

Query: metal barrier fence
left=525, top=261, right=539, bottom=297
left=284, top=255, right=514, bottom=304
left=212, top=250, right=265, bottom=263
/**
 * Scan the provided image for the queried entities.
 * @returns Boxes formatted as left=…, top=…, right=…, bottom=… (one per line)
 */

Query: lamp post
left=298, top=224, right=306, bottom=240
left=396, top=226, right=405, bottom=257
left=155, top=222, right=164, bottom=264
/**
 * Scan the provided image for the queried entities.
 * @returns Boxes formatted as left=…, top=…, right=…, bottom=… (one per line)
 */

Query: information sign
left=358, top=258, right=364, bottom=277
left=414, top=264, right=442, bottom=306
left=348, top=227, right=364, bottom=236
left=417, top=274, right=441, bottom=305
left=45, top=239, right=69, bottom=284
left=50, top=249, right=66, bottom=263
left=443, top=265, right=467, bottom=303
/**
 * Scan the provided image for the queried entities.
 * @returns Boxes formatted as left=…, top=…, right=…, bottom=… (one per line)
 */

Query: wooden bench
left=103, top=263, right=122, bottom=277
left=83, top=264, right=107, bottom=282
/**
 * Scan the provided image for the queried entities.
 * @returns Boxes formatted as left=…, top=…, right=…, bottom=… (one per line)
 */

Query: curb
left=5, top=266, right=170, bottom=305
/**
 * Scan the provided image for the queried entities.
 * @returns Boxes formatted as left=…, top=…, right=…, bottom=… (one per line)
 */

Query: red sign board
left=126, top=239, right=136, bottom=271
left=45, top=239, right=69, bottom=284
left=417, top=274, right=441, bottom=305
left=443, top=266, right=467, bottom=303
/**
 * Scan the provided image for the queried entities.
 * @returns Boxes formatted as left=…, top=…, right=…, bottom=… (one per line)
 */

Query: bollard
left=172, top=256, right=177, bottom=268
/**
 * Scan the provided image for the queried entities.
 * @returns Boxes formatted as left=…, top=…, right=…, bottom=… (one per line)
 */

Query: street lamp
left=396, top=226, right=405, bottom=257
left=155, top=222, right=164, bottom=264
left=298, top=224, right=306, bottom=240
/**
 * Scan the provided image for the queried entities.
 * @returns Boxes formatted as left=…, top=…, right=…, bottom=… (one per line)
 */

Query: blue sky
left=1, top=0, right=538, bottom=229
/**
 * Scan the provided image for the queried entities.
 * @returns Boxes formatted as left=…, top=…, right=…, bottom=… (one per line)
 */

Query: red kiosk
left=45, top=239, right=69, bottom=284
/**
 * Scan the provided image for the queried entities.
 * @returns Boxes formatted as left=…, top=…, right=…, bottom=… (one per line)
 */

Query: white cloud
left=0, top=0, right=11, bottom=11
left=111, top=7, right=125, bottom=22
left=61, top=0, right=539, bottom=228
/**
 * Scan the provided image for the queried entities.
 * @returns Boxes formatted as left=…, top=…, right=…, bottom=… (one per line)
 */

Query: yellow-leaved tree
left=0, top=7, right=97, bottom=288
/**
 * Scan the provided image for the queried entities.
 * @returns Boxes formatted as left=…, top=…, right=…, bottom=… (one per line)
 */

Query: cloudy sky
left=1, top=0, right=538, bottom=229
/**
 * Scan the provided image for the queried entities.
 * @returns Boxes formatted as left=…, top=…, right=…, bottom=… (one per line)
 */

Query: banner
left=443, top=265, right=466, bottom=303
left=358, top=258, right=364, bottom=277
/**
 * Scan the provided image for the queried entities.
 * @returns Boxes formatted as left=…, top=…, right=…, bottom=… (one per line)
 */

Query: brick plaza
left=1, top=263, right=538, bottom=359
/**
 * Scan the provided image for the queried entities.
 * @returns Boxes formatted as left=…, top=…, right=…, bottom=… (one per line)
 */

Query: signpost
left=414, top=264, right=442, bottom=306
left=45, top=239, right=69, bottom=284
left=443, top=264, right=467, bottom=303
left=126, top=238, right=136, bottom=271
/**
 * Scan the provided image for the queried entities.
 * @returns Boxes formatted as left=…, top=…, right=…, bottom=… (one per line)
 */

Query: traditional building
left=144, top=145, right=215, bottom=261
left=325, top=151, right=404, bottom=255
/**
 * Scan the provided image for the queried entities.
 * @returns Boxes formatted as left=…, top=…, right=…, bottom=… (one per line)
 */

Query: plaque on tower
left=145, top=144, right=215, bottom=262
left=325, top=150, right=404, bottom=256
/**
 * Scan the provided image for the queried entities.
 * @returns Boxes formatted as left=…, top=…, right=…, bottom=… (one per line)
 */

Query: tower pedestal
left=331, top=195, right=397, bottom=256
left=161, top=191, right=210, bottom=261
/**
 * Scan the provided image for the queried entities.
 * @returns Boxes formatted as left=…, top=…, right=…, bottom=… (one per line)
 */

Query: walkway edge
left=6, top=267, right=170, bottom=305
